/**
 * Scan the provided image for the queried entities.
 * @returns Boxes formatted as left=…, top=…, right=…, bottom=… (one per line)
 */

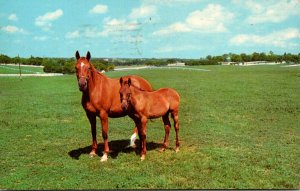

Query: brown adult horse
left=119, top=77, right=180, bottom=161
left=75, top=51, right=153, bottom=162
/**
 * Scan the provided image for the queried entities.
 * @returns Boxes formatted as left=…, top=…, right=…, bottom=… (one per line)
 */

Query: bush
left=43, top=59, right=63, bottom=73
left=62, top=60, right=76, bottom=74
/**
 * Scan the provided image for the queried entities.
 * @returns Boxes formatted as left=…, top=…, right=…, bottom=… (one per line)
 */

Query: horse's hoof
left=89, top=152, right=97, bottom=158
left=100, top=154, right=108, bottom=162
left=175, top=147, right=180, bottom=153
left=160, top=147, right=166, bottom=152
left=140, top=155, right=146, bottom=161
left=126, top=143, right=136, bottom=149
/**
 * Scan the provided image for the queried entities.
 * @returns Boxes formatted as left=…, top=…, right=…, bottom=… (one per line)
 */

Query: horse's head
left=75, top=51, right=92, bottom=92
left=119, top=77, right=132, bottom=111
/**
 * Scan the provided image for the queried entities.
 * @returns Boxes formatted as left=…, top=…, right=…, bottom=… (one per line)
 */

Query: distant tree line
left=111, top=51, right=300, bottom=66
left=0, top=55, right=114, bottom=74
left=184, top=52, right=300, bottom=66
left=0, top=51, right=299, bottom=72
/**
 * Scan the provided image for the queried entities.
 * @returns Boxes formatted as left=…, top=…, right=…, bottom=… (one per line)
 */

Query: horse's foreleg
left=128, top=127, right=138, bottom=148
left=161, top=113, right=171, bottom=152
left=87, top=112, right=97, bottom=158
left=100, top=112, right=109, bottom=162
left=171, top=110, right=180, bottom=153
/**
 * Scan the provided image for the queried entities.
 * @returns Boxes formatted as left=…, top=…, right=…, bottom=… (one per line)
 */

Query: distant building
left=167, top=62, right=185, bottom=67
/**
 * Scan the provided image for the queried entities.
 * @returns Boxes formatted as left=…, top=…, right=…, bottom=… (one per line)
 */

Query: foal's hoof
left=126, top=143, right=137, bottom=149
left=100, top=153, right=108, bottom=162
left=175, top=147, right=180, bottom=153
left=89, top=151, right=97, bottom=158
left=160, top=147, right=166, bottom=152
left=140, top=155, right=146, bottom=161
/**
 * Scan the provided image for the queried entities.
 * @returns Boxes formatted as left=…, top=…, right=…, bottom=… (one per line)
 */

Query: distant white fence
left=114, top=66, right=210, bottom=72
left=0, top=73, right=63, bottom=77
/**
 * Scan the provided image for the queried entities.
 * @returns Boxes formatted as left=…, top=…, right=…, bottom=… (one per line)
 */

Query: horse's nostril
left=121, top=103, right=128, bottom=111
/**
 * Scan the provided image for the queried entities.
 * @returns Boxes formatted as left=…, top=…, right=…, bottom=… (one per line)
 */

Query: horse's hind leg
left=171, top=110, right=180, bottom=152
left=161, top=113, right=171, bottom=152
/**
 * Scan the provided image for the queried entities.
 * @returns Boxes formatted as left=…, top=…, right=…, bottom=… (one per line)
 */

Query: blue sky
left=0, top=0, right=299, bottom=58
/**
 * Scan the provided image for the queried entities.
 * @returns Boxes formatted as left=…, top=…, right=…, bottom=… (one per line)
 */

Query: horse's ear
left=75, top=51, right=80, bottom=60
left=128, top=78, right=131, bottom=86
left=119, top=77, right=123, bottom=85
left=86, top=51, right=91, bottom=61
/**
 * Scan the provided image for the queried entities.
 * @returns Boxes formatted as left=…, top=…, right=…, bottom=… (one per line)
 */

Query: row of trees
left=204, top=51, right=300, bottom=64
left=0, top=55, right=114, bottom=74
left=0, top=51, right=299, bottom=72
left=111, top=52, right=300, bottom=66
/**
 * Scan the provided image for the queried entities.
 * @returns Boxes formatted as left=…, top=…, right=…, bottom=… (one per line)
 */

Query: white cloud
left=1, top=25, right=25, bottom=34
left=245, top=0, right=300, bottom=24
left=152, top=22, right=191, bottom=35
left=35, top=9, right=63, bottom=31
left=100, top=18, right=141, bottom=36
left=89, top=4, right=108, bottom=14
left=8, top=13, right=18, bottom=21
left=34, top=36, right=49, bottom=41
left=65, top=30, right=80, bottom=39
left=155, top=44, right=200, bottom=53
left=129, top=5, right=156, bottom=19
left=153, top=4, right=234, bottom=36
left=230, top=28, right=300, bottom=47
left=142, top=0, right=201, bottom=6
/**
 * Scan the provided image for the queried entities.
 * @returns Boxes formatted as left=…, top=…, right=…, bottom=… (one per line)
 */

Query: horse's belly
left=148, top=104, right=168, bottom=119
left=108, top=110, right=126, bottom=118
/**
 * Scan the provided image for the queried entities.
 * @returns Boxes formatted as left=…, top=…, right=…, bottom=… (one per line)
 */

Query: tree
left=231, top=54, right=242, bottom=62
left=240, top=53, right=251, bottom=62
left=252, top=52, right=260, bottom=61
left=0, top=54, right=11, bottom=63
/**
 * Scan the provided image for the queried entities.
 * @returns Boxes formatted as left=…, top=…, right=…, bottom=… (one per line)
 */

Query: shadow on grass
left=68, top=139, right=162, bottom=160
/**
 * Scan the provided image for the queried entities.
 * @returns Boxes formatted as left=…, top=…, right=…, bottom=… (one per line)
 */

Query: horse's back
left=156, top=88, right=180, bottom=111
left=156, top=88, right=180, bottom=101
left=127, top=75, right=153, bottom=91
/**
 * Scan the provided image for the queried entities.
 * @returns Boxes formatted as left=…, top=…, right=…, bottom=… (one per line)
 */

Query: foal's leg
left=139, top=117, right=147, bottom=161
left=161, top=113, right=171, bottom=152
left=171, top=110, right=180, bottom=152
left=128, top=127, right=138, bottom=148
left=86, top=112, right=97, bottom=158
left=100, top=111, right=109, bottom=162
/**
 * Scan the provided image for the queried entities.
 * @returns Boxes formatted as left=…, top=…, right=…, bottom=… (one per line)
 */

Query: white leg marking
left=100, top=153, right=108, bottom=162
left=129, top=132, right=137, bottom=148
left=89, top=150, right=97, bottom=158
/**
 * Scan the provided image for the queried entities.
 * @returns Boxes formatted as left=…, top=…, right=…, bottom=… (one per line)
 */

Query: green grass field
left=0, top=64, right=44, bottom=74
left=0, top=65, right=299, bottom=189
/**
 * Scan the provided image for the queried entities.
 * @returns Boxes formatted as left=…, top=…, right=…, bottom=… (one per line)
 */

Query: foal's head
left=75, top=51, right=92, bottom=92
left=119, top=77, right=132, bottom=111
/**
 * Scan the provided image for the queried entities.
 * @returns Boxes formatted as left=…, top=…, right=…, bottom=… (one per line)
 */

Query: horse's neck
left=89, top=69, right=106, bottom=90
left=130, top=86, right=143, bottom=105
left=84, top=69, right=108, bottom=100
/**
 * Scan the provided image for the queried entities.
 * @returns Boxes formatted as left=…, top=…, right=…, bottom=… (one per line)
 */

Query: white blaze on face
left=81, top=62, right=85, bottom=68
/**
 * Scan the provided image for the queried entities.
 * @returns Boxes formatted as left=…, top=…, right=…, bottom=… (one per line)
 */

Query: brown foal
left=119, top=77, right=180, bottom=160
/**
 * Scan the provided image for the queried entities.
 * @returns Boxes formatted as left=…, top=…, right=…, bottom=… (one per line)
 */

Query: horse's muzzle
left=78, top=78, right=87, bottom=91
left=121, top=101, right=128, bottom=112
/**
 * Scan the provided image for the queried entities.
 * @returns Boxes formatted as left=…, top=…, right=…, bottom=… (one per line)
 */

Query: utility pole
left=18, top=54, right=22, bottom=79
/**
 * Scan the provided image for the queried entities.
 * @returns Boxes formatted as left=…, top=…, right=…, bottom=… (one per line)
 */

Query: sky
left=0, top=0, right=300, bottom=58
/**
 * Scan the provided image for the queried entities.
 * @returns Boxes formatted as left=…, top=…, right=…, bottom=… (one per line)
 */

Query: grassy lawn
left=0, top=65, right=299, bottom=189
left=0, top=64, right=44, bottom=74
